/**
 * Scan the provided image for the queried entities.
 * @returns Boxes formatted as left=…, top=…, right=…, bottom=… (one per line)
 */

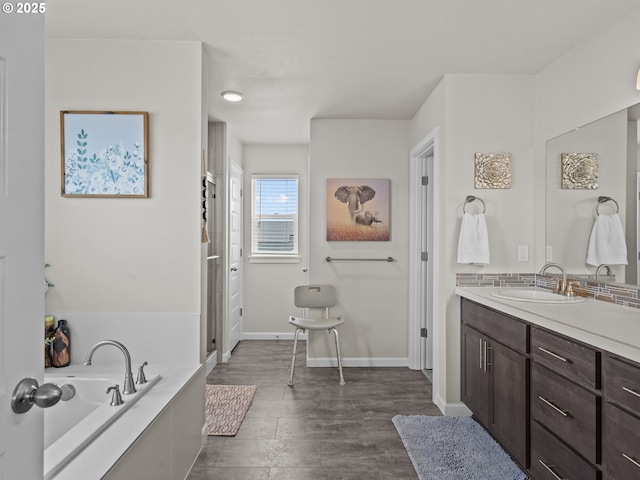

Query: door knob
left=230, top=267, right=238, bottom=272
left=11, top=378, right=63, bottom=414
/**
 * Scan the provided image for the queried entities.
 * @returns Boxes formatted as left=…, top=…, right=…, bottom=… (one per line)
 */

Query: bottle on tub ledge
left=44, top=315, right=55, bottom=368
left=52, top=319, right=70, bottom=368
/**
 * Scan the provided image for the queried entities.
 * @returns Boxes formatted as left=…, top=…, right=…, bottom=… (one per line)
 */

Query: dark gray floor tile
left=188, top=340, right=433, bottom=480
left=188, top=467, right=270, bottom=480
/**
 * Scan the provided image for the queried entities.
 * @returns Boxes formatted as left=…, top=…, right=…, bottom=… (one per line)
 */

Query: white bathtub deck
left=44, top=363, right=202, bottom=480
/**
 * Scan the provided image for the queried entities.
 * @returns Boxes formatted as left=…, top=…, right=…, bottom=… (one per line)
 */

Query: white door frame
left=408, top=128, right=440, bottom=393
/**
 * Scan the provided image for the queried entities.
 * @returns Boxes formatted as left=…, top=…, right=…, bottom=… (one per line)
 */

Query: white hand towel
left=586, top=213, right=628, bottom=266
left=457, top=213, right=490, bottom=264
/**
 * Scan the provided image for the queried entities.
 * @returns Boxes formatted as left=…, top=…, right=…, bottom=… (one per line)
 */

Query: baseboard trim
left=200, top=423, right=207, bottom=447
left=307, top=357, right=409, bottom=368
left=433, top=394, right=472, bottom=417
left=242, top=332, right=308, bottom=341
left=205, top=350, right=217, bottom=375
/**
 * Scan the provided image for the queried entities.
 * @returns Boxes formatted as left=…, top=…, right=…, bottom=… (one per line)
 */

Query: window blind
left=251, top=175, right=298, bottom=255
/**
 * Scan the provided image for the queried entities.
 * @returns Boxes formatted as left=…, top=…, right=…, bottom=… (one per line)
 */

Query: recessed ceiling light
left=221, top=91, right=244, bottom=102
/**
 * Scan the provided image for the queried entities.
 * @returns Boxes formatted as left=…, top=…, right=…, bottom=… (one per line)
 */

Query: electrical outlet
left=518, top=245, right=529, bottom=262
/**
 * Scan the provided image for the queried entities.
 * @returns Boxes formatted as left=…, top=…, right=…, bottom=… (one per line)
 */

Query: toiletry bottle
left=52, top=319, right=70, bottom=367
left=44, top=315, right=55, bottom=368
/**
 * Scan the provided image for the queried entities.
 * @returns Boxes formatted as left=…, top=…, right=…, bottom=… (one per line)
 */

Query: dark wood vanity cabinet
left=461, top=299, right=528, bottom=468
left=461, top=297, right=640, bottom=480
left=603, top=354, right=640, bottom=479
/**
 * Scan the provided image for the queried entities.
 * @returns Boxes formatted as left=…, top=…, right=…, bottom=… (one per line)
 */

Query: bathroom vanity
left=456, top=287, right=640, bottom=480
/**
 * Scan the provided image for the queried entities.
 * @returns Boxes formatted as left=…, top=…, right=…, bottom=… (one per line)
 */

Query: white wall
left=411, top=75, right=536, bottom=412
left=242, top=144, right=309, bottom=337
left=45, top=39, right=204, bottom=365
left=411, top=78, right=447, bottom=149
left=308, top=119, right=410, bottom=365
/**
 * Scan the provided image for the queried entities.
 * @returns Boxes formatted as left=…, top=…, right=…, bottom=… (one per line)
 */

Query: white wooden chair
left=288, top=284, right=345, bottom=386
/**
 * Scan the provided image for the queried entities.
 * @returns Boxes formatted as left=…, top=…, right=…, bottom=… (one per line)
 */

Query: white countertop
left=455, top=287, right=640, bottom=364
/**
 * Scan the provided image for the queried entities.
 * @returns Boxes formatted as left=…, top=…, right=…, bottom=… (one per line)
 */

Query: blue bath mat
left=392, top=415, right=527, bottom=480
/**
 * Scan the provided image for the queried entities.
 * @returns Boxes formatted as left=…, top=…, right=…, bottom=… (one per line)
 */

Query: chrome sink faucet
left=539, top=262, right=567, bottom=295
left=595, top=263, right=612, bottom=281
left=84, top=340, right=137, bottom=395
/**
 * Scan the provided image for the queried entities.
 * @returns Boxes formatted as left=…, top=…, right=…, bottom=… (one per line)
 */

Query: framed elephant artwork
left=326, top=178, right=390, bottom=241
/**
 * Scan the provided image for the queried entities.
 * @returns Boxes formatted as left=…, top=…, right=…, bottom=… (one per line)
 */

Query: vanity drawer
left=531, top=362, right=600, bottom=465
left=531, top=326, right=600, bottom=389
left=530, top=420, right=600, bottom=480
left=604, top=354, right=640, bottom=418
left=603, top=402, right=640, bottom=480
left=461, top=299, right=528, bottom=354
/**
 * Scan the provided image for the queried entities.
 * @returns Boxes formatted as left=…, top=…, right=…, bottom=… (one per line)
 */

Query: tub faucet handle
left=107, top=385, right=124, bottom=406
left=136, top=361, right=148, bottom=385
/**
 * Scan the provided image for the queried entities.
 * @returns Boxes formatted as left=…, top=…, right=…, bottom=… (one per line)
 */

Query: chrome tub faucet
left=84, top=340, right=136, bottom=395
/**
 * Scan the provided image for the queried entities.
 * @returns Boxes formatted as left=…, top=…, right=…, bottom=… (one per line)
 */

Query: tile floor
left=187, top=340, right=441, bottom=480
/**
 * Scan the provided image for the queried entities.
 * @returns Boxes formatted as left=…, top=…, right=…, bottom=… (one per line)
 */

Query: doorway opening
left=408, top=129, right=439, bottom=395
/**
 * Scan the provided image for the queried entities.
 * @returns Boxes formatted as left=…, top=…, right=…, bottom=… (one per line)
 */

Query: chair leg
left=288, top=328, right=302, bottom=386
left=331, top=328, right=346, bottom=386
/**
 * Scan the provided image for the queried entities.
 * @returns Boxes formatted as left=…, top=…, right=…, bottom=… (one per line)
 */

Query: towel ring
left=596, top=196, right=619, bottom=215
left=463, top=195, right=486, bottom=214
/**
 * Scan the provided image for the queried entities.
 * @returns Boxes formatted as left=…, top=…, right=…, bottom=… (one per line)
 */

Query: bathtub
left=43, top=368, right=161, bottom=480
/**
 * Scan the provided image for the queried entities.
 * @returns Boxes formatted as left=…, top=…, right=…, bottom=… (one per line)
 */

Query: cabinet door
left=604, top=402, right=640, bottom=480
left=491, top=341, right=528, bottom=468
left=462, top=325, right=489, bottom=426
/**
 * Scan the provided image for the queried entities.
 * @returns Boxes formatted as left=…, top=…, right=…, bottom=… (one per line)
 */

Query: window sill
left=249, top=256, right=301, bottom=264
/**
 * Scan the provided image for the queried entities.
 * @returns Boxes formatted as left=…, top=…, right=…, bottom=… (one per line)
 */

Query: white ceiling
left=46, top=0, right=640, bottom=144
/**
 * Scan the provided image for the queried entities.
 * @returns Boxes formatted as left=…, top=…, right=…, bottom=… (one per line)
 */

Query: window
left=251, top=175, right=298, bottom=256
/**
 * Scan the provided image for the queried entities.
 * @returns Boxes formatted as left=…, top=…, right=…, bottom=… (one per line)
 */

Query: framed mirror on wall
left=545, top=104, right=640, bottom=286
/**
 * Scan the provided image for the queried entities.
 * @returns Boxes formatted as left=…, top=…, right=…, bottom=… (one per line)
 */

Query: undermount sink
left=490, top=288, right=585, bottom=304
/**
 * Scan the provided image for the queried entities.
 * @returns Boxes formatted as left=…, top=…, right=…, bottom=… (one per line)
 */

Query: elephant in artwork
left=355, top=210, right=382, bottom=226
left=334, top=185, right=376, bottom=222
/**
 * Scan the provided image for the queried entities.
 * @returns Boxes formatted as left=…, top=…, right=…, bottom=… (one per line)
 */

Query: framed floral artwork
left=560, top=152, right=599, bottom=189
left=474, top=152, right=511, bottom=189
left=60, top=111, right=149, bottom=197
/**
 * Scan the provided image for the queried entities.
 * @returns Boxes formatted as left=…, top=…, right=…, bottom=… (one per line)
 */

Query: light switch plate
left=518, top=245, right=528, bottom=262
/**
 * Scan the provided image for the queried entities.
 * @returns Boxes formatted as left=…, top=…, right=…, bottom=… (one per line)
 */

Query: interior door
left=227, top=161, right=243, bottom=354
left=0, top=12, right=45, bottom=480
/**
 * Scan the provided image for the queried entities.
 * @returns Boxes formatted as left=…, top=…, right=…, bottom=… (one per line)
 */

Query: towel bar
left=325, top=256, right=394, bottom=262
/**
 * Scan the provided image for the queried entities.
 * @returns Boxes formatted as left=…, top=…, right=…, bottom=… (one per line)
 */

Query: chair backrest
left=294, top=285, right=336, bottom=309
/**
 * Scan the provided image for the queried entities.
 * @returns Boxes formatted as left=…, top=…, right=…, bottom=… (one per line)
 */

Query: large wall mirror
left=546, top=104, right=640, bottom=287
